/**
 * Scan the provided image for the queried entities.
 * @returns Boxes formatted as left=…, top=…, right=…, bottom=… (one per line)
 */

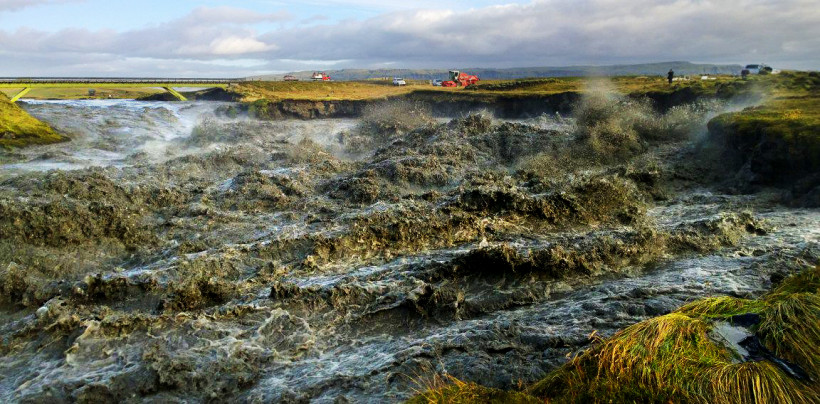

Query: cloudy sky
left=0, top=0, right=817, bottom=77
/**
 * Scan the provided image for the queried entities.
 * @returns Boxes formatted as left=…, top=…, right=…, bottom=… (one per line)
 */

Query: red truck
left=311, top=72, right=331, bottom=81
left=441, top=70, right=479, bottom=87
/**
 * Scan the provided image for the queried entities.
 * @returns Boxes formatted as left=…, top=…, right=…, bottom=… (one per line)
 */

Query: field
left=236, top=79, right=430, bottom=101
left=0, top=75, right=745, bottom=103
left=725, top=71, right=820, bottom=130
left=1, top=87, right=165, bottom=100
left=235, top=75, right=742, bottom=102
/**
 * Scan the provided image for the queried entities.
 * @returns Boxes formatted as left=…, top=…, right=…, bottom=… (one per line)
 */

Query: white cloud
left=187, top=6, right=292, bottom=24
left=261, top=0, right=820, bottom=68
left=0, top=0, right=80, bottom=12
left=210, top=36, right=276, bottom=55
left=0, top=0, right=818, bottom=76
left=278, top=58, right=352, bottom=66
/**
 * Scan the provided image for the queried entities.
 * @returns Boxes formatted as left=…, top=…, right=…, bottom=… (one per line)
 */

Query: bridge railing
left=0, top=78, right=244, bottom=84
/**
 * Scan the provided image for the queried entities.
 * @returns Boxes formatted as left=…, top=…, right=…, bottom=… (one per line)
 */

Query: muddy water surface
left=0, top=100, right=817, bottom=403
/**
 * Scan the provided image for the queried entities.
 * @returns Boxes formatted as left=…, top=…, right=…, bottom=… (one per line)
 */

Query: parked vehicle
left=283, top=75, right=298, bottom=81
left=745, top=64, right=776, bottom=75
left=312, top=72, right=331, bottom=81
left=440, top=70, right=479, bottom=88
left=392, top=77, right=407, bottom=86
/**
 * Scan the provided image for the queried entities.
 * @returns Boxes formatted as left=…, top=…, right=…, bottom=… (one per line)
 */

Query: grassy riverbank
left=236, top=75, right=743, bottom=102
left=0, top=93, right=64, bottom=148
left=707, top=72, right=820, bottom=187
left=237, top=75, right=760, bottom=121
left=0, top=87, right=164, bottom=100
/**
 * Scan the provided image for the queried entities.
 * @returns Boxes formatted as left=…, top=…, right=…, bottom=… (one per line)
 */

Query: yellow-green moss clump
left=407, top=375, right=541, bottom=404
left=0, top=93, right=64, bottom=148
left=410, top=266, right=820, bottom=403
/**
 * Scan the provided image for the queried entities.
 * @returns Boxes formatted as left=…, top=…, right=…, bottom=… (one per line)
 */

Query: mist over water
left=3, top=100, right=358, bottom=177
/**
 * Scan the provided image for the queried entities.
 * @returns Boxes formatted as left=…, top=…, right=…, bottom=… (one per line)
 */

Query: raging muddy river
left=0, top=100, right=817, bottom=402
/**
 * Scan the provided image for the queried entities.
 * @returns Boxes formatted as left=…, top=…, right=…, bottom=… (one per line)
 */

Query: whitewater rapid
left=0, top=100, right=816, bottom=403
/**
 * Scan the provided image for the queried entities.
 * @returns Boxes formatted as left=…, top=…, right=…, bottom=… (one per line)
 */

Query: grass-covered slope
left=707, top=72, right=820, bottom=187
left=237, top=80, right=421, bottom=102
left=0, top=93, right=64, bottom=148
left=410, top=266, right=820, bottom=403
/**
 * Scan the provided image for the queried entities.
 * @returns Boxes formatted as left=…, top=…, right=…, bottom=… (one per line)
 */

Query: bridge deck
left=0, top=78, right=242, bottom=101
left=0, top=78, right=237, bottom=88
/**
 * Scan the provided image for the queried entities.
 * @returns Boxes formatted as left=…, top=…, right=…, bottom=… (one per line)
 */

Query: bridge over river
left=0, top=78, right=242, bottom=101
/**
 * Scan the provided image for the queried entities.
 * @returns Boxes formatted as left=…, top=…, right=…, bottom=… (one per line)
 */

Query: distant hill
left=251, top=62, right=743, bottom=81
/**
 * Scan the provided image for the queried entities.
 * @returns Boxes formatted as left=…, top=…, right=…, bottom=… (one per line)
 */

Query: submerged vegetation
left=408, top=375, right=540, bottom=404
left=516, top=82, right=718, bottom=178
left=571, top=86, right=711, bottom=162
left=342, top=100, right=436, bottom=153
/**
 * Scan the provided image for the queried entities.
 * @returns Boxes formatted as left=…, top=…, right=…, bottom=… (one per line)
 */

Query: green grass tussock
left=408, top=266, right=820, bottom=403
left=529, top=265, right=820, bottom=403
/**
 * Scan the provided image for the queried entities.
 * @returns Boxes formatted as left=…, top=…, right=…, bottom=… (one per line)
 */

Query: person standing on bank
left=667, top=69, right=674, bottom=84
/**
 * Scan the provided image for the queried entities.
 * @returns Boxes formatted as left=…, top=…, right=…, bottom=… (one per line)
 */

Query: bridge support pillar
left=163, top=87, right=188, bottom=101
left=10, top=88, right=32, bottom=102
